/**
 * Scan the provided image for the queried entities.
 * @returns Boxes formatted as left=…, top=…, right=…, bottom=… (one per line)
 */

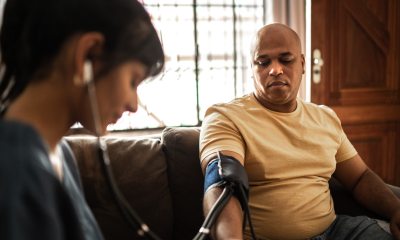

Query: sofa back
left=65, top=127, right=204, bottom=240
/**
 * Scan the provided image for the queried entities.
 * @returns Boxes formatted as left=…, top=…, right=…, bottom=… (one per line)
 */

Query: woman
left=0, top=0, right=164, bottom=239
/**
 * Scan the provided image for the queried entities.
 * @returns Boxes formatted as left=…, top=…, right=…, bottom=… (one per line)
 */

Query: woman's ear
left=73, top=32, right=104, bottom=85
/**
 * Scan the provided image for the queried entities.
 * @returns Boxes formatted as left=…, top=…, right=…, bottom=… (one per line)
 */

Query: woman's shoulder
left=0, top=124, right=84, bottom=238
left=0, top=120, right=57, bottom=196
left=0, top=120, right=44, bottom=145
left=0, top=120, right=49, bottom=166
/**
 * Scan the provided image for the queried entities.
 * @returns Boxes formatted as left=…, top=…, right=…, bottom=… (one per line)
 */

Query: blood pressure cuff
left=204, top=153, right=249, bottom=209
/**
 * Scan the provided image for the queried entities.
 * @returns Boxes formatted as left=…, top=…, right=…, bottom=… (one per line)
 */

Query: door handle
left=312, top=49, right=324, bottom=84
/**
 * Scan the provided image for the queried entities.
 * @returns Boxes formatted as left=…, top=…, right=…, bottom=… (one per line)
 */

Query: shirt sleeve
left=319, top=105, right=358, bottom=163
left=199, top=106, right=245, bottom=163
left=335, top=129, right=358, bottom=163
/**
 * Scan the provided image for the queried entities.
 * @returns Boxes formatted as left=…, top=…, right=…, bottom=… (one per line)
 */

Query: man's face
left=251, top=26, right=304, bottom=112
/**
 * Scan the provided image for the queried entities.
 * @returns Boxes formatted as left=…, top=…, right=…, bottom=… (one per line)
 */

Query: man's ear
left=74, top=32, right=104, bottom=84
left=301, top=54, right=305, bottom=74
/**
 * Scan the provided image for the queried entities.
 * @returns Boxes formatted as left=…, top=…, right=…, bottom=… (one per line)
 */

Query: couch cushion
left=65, top=135, right=173, bottom=240
left=161, top=127, right=204, bottom=240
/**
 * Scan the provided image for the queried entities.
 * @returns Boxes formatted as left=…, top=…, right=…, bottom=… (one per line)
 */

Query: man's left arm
left=334, top=154, right=400, bottom=239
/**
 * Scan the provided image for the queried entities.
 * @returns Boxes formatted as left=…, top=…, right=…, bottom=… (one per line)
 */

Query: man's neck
left=253, top=93, right=297, bottom=113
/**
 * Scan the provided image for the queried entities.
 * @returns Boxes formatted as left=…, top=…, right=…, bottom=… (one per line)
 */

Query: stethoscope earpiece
left=83, top=60, right=93, bottom=84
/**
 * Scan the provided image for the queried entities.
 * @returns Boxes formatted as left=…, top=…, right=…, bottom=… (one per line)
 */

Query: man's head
left=250, top=23, right=304, bottom=113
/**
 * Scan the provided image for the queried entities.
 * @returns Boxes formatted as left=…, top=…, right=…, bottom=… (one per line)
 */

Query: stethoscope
left=85, top=61, right=161, bottom=240
left=85, top=61, right=256, bottom=240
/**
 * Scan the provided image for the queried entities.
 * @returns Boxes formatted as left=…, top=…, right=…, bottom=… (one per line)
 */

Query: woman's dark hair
left=0, top=0, right=164, bottom=115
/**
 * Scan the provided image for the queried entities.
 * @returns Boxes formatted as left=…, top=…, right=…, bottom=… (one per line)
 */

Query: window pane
left=108, top=1, right=265, bottom=130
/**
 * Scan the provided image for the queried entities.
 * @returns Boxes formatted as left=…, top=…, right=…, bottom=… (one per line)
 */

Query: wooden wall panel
left=313, top=0, right=400, bottom=106
left=343, top=123, right=400, bottom=185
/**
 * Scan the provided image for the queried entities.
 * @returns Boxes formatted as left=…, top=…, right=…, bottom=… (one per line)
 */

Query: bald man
left=200, top=23, right=400, bottom=240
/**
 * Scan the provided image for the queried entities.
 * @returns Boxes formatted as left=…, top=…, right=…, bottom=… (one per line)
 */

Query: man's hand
left=390, top=210, right=400, bottom=240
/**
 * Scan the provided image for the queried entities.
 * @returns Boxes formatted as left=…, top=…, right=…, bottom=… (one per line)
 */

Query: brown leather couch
left=65, top=127, right=400, bottom=240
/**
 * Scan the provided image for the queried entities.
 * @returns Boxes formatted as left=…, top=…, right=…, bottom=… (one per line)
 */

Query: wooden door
left=311, top=0, right=400, bottom=185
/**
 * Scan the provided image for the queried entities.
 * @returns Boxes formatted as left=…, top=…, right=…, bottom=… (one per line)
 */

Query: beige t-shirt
left=200, top=94, right=357, bottom=240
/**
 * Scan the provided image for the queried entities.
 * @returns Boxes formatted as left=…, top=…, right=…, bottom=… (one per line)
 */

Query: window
left=107, top=0, right=265, bottom=131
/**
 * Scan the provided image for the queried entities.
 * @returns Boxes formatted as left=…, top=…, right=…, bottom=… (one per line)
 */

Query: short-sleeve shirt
left=200, top=94, right=358, bottom=239
left=0, top=120, right=104, bottom=240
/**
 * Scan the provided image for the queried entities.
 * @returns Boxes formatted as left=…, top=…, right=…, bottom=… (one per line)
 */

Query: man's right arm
left=203, top=188, right=243, bottom=239
left=201, top=150, right=245, bottom=240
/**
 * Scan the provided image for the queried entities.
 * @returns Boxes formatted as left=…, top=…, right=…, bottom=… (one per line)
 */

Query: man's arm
left=201, top=150, right=244, bottom=240
left=333, top=154, right=400, bottom=239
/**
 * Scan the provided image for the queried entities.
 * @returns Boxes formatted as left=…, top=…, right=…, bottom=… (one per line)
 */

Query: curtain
left=264, top=0, right=307, bottom=100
